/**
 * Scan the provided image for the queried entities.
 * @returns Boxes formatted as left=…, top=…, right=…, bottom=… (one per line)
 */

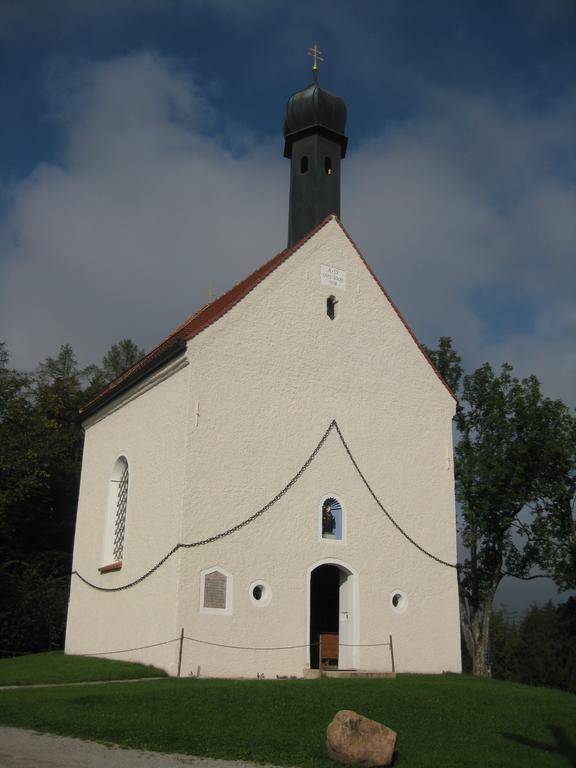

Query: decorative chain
left=72, top=419, right=458, bottom=593
left=332, top=422, right=459, bottom=570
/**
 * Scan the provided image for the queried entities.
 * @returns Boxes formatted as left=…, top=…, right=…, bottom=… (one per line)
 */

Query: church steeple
left=283, top=47, right=348, bottom=247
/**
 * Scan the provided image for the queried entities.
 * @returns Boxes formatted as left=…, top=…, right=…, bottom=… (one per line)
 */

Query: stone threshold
left=304, top=669, right=396, bottom=679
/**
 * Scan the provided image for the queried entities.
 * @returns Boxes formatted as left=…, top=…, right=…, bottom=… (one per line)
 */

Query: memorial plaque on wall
left=204, top=571, right=227, bottom=609
left=320, top=264, right=346, bottom=290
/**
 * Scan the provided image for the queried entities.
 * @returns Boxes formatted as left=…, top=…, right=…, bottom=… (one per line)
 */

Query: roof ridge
left=81, top=213, right=454, bottom=417
left=331, top=218, right=457, bottom=401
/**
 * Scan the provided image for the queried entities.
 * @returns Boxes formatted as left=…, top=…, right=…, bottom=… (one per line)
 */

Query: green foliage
left=490, top=599, right=576, bottom=693
left=0, top=344, right=49, bottom=540
left=0, top=652, right=165, bottom=686
left=85, top=339, right=145, bottom=395
left=424, top=335, right=464, bottom=393
left=426, top=337, right=576, bottom=676
left=0, top=675, right=574, bottom=767
left=489, top=606, right=521, bottom=681
left=456, top=362, right=575, bottom=591
left=0, top=556, right=70, bottom=653
left=0, top=339, right=144, bottom=655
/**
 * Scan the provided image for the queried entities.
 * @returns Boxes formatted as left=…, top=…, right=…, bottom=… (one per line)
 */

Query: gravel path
left=0, top=727, right=289, bottom=768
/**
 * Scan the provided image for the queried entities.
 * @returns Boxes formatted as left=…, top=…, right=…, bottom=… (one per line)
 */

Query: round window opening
left=390, top=590, right=408, bottom=613
left=249, top=581, right=271, bottom=606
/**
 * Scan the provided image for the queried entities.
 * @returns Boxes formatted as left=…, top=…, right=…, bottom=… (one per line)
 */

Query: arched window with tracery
left=101, top=456, right=129, bottom=570
left=112, top=457, right=129, bottom=561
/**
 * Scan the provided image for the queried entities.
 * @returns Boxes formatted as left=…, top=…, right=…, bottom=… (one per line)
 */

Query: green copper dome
left=283, top=81, right=348, bottom=159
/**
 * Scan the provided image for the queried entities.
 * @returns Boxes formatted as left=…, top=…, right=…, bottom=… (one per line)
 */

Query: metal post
left=389, top=634, right=395, bottom=675
left=177, top=627, right=184, bottom=678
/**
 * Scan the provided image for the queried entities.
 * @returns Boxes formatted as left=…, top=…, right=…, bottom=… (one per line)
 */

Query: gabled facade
left=65, top=70, right=461, bottom=678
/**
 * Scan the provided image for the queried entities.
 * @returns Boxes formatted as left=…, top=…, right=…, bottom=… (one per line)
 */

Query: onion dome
left=283, top=80, right=348, bottom=159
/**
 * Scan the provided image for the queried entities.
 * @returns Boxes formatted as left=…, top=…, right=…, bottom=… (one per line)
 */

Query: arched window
left=101, top=456, right=129, bottom=570
left=320, top=496, right=344, bottom=541
left=300, top=155, right=309, bottom=173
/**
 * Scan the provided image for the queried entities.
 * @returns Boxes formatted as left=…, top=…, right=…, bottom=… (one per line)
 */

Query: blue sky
left=1, top=1, right=575, bottom=610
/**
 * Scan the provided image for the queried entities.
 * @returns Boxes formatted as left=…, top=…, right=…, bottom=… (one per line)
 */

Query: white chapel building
left=65, top=68, right=462, bottom=678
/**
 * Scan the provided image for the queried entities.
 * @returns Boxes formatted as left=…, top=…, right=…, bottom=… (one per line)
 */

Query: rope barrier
left=79, top=638, right=180, bottom=656
left=332, top=422, right=459, bottom=569
left=184, top=636, right=317, bottom=651
left=72, top=419, right=458, bottom=592
left=73, top=636, right=394, bottom=657
left=2, top=635, right=394, bottom=659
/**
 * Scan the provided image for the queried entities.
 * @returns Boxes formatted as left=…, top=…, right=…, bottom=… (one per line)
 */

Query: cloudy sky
left=1, top=1, right=574, bottom=609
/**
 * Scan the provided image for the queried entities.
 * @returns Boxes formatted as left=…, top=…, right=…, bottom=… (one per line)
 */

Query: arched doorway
left=308, top=561, right=356, bottom=670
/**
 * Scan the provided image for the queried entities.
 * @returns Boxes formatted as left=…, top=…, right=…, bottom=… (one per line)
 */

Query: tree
left=489, top=606, right=521, bottom=681
left=488, top=600, right=576, bottom=692
left=85, top=339, right=145, bottom=394
left=0, top=344, right=77, bottom=652
left=517, top=602, right=565, bottom=690
left=34, top=344, right=86, bottom=557
left=0, top=339, right=146, bottom=653
left=0, top=343, right=49, bottom=560
left=426, top=338, right=576, bottom=676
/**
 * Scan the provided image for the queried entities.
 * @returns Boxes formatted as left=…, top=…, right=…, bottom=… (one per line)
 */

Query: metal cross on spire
left=308, top=44, right=324, bottom=80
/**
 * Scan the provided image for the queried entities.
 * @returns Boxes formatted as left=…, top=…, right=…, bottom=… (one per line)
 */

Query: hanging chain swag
left=72, top=419, right=459, bottom=592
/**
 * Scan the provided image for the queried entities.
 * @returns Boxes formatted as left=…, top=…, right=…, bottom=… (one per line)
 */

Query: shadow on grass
left=503, top=725, right=576, bottom=767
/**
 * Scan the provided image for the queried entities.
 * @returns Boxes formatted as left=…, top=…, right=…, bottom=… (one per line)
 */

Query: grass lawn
left=0, top=652, right=165, bottom=686
left=0, top=665, right=574, bottom=767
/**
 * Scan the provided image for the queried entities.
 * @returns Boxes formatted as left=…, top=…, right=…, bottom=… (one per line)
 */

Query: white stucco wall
left=65, top=359, right=190, bottom=674
left=66, top=219, right=461, bottom=678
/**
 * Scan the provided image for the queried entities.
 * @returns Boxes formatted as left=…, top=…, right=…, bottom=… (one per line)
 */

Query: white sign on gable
left=320, top=264, right=346, bottom=291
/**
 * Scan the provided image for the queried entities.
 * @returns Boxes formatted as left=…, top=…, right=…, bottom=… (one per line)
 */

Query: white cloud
left=345, top=89, right=576, bottom=405
left=0, top=52, right=286, bottom=372
left=1, top=52, right=574, bottom=409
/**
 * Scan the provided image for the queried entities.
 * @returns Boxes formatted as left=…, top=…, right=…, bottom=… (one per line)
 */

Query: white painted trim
left=199, top=566, right=233, bottom=616
left=318, top=494, right=346, bottom=545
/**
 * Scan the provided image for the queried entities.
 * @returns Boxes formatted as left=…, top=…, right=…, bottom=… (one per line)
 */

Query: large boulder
left=326, top=709, right=397, bottom=766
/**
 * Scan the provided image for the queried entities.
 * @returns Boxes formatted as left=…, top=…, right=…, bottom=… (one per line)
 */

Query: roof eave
left=80, top=339, right=187, bottom=421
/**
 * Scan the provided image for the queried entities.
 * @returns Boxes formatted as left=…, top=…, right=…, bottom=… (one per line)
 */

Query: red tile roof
left=81, top=215, right=455, bottom=418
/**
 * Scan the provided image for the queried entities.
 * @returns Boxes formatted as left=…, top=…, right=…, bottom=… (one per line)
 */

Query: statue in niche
left=322, top=499, right=336, bottom=536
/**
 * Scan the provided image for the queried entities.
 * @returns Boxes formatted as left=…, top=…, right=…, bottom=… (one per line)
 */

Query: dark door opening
left=309, top=564, right=340, bottom=669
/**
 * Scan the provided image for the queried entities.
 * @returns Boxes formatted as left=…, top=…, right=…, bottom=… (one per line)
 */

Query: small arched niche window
left=321, top=497, right=343, bottom=541
left=327, top=295, right=337, bottom=320
left=325, top=156, right=333, bottom=175
left=300, top=155, right=309, bottom=173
